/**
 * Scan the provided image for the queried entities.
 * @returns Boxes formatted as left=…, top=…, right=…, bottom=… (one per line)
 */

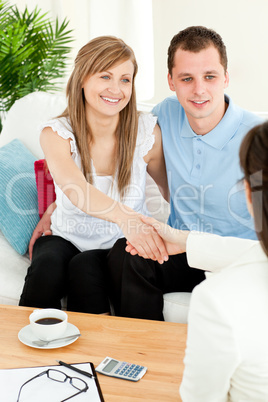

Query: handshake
left=29, top=203, right=189, bottom=265
left=124, top=216, right=190, bottom=263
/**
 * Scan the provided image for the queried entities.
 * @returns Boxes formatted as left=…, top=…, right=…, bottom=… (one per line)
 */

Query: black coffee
left=35, top=317, right=63, bottom=325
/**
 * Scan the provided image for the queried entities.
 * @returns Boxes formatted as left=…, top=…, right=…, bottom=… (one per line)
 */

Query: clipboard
left=0, top=362, right=104, bottom=401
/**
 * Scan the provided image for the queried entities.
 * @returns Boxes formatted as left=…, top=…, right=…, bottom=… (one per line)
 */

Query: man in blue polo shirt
left=107, top=26, right=263, bottom=321
left=153, top=79, right=261, bottom=240
left=153, top=26, right=262, bottom=241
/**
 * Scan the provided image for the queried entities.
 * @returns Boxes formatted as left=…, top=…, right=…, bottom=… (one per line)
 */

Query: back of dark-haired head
left=167, top=26, right=228, bottom=76
left=239, top=121, right=268, bottom=256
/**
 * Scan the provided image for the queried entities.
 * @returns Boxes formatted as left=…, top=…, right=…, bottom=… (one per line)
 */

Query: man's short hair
left=168, top=26, right=228, bottom=75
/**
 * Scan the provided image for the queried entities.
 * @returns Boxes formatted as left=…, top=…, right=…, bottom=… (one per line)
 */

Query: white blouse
left=180, top=232, right=268, bottom=401
left=40, top=113, right=157, bottom=251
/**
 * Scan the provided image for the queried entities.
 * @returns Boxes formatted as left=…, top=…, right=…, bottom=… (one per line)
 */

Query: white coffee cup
left=29, top=308, right=68, bottom=341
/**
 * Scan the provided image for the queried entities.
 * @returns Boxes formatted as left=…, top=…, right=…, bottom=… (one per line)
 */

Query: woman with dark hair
left=19, top=36, right=168, bottom=314
left=138, top=121, right=268, bottom=400
left=239, top=121, right=268, bottom=255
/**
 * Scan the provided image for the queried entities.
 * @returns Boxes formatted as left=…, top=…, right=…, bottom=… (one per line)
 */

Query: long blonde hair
left=60, top=36, right=138, bottom=198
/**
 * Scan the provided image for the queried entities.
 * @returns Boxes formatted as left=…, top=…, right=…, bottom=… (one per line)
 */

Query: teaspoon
left=32, top=333, right=81, bottom=347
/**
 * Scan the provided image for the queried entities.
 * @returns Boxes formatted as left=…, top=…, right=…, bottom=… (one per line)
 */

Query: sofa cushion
left=34, top=159, right=56, bottom=218
left=0, top=139, right=39, bottom=255
left=163, top=292, right=191, bottom=323
left=0, top=230, right=29, bottom=304
left=145, top=173, right=170, bottom=222
left=0, top=91, right=67, bottom=159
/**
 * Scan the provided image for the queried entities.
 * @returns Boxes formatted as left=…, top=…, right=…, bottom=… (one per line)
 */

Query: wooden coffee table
left=0, top=305, right=187, bottom=401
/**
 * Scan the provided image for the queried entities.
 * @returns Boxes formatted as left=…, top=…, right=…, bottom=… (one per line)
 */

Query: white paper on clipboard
left=0, top=362, right=104, bottom=402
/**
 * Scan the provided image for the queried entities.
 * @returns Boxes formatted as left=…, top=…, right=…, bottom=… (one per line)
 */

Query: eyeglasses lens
left=47, top=369, right=87, bottom=391
left=48, top=369, right=67, bottom=382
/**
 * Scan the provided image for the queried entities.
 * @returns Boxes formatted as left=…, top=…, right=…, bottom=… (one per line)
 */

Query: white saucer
left=18, top=323, right=80, bottom=349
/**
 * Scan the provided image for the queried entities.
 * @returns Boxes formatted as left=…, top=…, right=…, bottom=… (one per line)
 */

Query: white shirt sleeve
left=186, top=231, right=259, bottom=272
left=136, top=113, right=157, bottom=158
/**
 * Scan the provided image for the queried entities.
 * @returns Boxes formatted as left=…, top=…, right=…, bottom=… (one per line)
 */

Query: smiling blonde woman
left=19, top=36, right=169, bottom=314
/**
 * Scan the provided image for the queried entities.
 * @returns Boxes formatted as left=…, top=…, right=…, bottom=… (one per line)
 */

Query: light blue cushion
left=0, top=139, right=39, bottom=255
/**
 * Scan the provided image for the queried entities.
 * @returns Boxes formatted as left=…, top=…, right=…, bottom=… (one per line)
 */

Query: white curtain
left=14, top=0, right=154, bottom=101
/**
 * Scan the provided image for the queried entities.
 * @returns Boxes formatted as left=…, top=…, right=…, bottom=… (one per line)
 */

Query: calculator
left=95, top=356, right=147, bottom=381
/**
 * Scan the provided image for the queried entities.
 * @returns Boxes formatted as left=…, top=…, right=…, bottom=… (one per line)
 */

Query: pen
left=56, top=360, right=96, bottom=379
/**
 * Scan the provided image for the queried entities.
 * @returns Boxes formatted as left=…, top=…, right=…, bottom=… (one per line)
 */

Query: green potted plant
left=0, top=1, right=73, bottom=131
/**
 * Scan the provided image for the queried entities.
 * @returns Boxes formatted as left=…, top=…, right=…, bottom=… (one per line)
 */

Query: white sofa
left=0, top=91, right=191, bottom=322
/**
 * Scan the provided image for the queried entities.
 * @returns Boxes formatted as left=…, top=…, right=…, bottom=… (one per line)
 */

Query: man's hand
left=28, top=202, right=56, bottom=260
left=125, top=216, right=190, bottom=258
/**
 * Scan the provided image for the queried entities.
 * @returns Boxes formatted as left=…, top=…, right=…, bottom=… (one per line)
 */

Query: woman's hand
left=28, top=202, right=56, bottom=260
left=125, top=216, right=190, bottom=258
left=118, top=213, right=169, bottom=264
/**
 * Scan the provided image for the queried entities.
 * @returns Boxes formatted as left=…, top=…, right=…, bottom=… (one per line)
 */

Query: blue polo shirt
left=152, top=95, right=263, bottom=239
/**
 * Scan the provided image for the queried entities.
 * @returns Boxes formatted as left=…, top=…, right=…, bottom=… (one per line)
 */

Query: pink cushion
left=34, top=159, right=56, bottom=218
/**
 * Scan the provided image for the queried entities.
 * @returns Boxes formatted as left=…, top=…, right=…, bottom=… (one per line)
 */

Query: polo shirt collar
left=182, top=95, right=243, bottom=150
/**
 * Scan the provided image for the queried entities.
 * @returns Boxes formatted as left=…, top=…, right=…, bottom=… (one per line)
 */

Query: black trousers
left=19, top=235, right=111, bottom=314
left=107, top=238, right=206, bottom=321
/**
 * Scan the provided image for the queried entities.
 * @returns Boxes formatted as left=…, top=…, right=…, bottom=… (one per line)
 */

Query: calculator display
left=103, top=359, right=118, bottom=373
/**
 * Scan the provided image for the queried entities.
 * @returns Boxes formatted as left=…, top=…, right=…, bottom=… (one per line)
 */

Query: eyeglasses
left=17, top=368, right=89, bottom=401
